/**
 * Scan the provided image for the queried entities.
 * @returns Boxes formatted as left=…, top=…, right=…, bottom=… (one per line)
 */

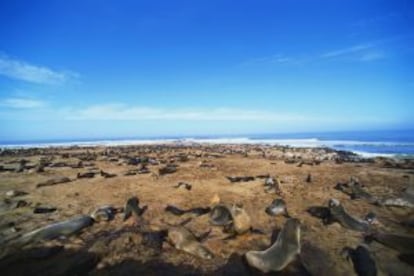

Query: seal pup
left=328, top=199, right=370, bottom=232
left=210, top=204, right=251, bottom=235
left=167, top=226, right=213, bottom=259
left=245, top=218, right=301, bottom=273
left=341, top=244, right=377, bottom=276
left=265, top=199, right=290, bottom=217
left=306, top=206, right=333, bottom=224
left=123, top=197, right=148, bottom=221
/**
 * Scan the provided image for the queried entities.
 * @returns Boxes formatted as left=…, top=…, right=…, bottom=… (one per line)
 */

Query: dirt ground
left=0, top=144, right=413, bottom=275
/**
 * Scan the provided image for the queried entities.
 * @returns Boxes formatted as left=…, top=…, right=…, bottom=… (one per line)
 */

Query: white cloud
left=0, top=97, right=46, bottom=109
left=242, top=54, right=303, bottom=66
left=321, top=44, right=374, bottom=58
left=0, top=55, right=78, bottom=85
left=359, top=51, right=385, bottom=61
left=64, top=104, right=309, bottom=122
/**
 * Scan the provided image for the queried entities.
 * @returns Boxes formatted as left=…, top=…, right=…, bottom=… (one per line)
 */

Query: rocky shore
left=0, top=144, right=413, bottom=275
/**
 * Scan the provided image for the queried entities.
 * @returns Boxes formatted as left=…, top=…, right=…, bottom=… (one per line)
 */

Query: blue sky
left=0, top=0, right=413, bottom=141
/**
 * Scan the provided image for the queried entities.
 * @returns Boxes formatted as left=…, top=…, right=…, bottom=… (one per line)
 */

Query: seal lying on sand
left=11, top=215, right=93, bottom=247
left=226, top=176, right=255, bottom=183
left=167, top=226, right=213, bottom=259
left=341, top=244, right=377, bottom=276
left=265, top=199, right=290, bottom=217
left=100, top=170, right=117, bottom=178
left=245, top=218, right=301, bottom=273
left=210, top=204, right=251, bottom=234
left=335, top=178, right=378, bottom=203
left=165, top=205, right=210, bottom=216
left=329, top=199, right=371, bottom=232
left=36, top=176, right=71, bottom=188
left=377, top=182, right=414, bottom=208
left=173, top=182, right=192, bottom=191
left=365, top=232, right=414, bottom=253
left=306, top=206, right=333, bottom=224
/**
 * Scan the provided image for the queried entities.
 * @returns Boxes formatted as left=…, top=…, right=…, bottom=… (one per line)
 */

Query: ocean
left=1, top=129, right=414, bottom=158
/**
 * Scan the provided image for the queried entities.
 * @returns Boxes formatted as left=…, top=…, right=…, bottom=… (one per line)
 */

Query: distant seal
left=77, top=172, right=95, bottom=179
left=341, top=244, right=377, bottom=276
left=245, top=218, right=301, bottom=273
left=328, top=199, right=370, bottom=232
left=36, top=176, right=71, bottom=188
left=173, top=182, right=192, bottom=191
left=265, top=199, right=290, bottom=217
left=167, top=226, right=213, bottom=259
left=100, top=170, right=117, bottom=178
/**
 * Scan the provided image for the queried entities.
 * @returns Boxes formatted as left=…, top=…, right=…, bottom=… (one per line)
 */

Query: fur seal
left=165, top=205, right=211, bottom=216
left=165, top=205, right=186, bottom=216
left=100, top=170, right=117, bottom=178
left=77, top=172, right=95, bottom=179
left=305, top=173, right=312, bottom=183
left=5, top=190, right=28, bottom=198
left=265, top=199, right=290, bottom=217
left=366, top=232, right=414, bottom=253
left=245, top=218, right=301, bottom=273
left=91, top=205, right=118, bottom=222
left=328, top=199, right=370, bottom=232
left=306, top=206, right=333, bottom=224
left=158, top=164, right=177, bottom=175
left=341, top=244, right=377, bottom=276
left=335, top=178, right=377, bottom=203
left=300, top=241, right=341, bottom=275
left=227, top=176, right=255, bottom=183
left=210, top=204, right=233, bottom=226
left=173, top=182, right=192, bottom=191
left=36, top=176, right=71, bottom=188
left=11, top=215, right=93, bottom=247
left=264, top=176, right=282, bottom=194
left=167, top=226, right=213, bottom=259
left=209, top=204, right=251, bottom=234
left=123, top=197, right=147, bottom=221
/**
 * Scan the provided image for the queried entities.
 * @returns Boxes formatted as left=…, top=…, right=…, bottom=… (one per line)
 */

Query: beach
left=0, top=143, right=413, bottom=275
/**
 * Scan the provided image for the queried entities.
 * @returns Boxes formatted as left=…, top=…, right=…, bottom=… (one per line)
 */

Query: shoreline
left=1, top=140, right=413, bottom=160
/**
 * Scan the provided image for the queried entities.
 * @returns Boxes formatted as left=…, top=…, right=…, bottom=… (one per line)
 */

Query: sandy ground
left=0, top=144, right=413, bottom=275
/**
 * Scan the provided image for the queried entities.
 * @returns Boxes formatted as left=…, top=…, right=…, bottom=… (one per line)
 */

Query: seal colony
left=0, top=143, right=413, bottom=275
